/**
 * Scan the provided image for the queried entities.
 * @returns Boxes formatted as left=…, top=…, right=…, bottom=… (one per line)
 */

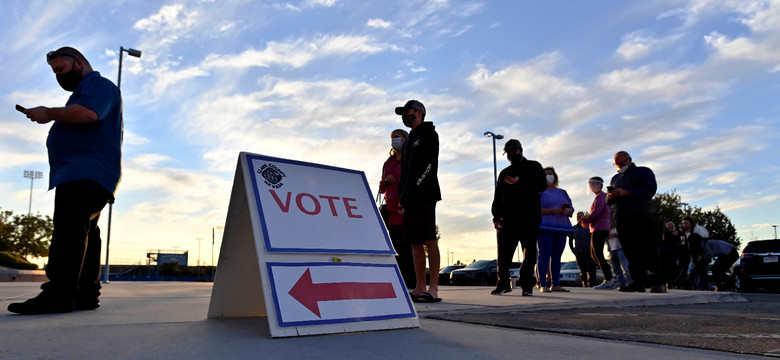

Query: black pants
left=497, top=223, right=538, bottom=292
left=657, top=243, right=680, bottom=286
left=575, top=252, right=597, bottom=287
left=712, top=248, right=739, bottom=284
left=615, top=213, right=660, bottom=288
left=387, top=223, right=415, bottom=289
left=45, top=180, right=110, bottom=300
left=590, top=230, right=613, bottom=281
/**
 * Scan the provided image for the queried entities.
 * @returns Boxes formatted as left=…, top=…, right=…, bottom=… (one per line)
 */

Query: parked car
left=451, top=260, right=519, bottom=286
left=438, top=265, right=466, bottom=285
left=558, top=261, right=604, bottom=287
left=734, top=239, right=780, bottom=292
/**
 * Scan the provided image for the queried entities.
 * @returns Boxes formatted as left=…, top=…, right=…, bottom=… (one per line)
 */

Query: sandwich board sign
left=208, top=152, right=419, bottom=337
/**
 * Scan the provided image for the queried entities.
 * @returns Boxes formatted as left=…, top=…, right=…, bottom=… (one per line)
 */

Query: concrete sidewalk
left=0, top=282, right=760, bottom=360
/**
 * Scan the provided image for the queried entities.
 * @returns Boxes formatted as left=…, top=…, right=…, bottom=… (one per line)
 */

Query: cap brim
left=395, top=106, right=406, bottom=115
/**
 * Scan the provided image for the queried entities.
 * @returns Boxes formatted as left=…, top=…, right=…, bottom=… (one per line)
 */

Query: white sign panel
left=209, top=152, right=419, bottom=338
left=247, top=154, right=394, bottom=254
left=268, top=262, right=415, bottom=327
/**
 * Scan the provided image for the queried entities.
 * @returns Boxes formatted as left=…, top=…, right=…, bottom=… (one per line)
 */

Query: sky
left=1, top=0, right=779, bottom=267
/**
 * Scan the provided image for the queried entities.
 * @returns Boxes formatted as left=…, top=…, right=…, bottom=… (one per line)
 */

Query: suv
left=734, top=239, right=780, bottom=292
left=438, top=265, right=466, bottom=285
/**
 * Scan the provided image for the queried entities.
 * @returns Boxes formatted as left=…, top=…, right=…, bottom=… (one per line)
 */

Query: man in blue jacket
left=607, top=151, right=664, bottom=293
left=11, top=47, right=123, bottom=314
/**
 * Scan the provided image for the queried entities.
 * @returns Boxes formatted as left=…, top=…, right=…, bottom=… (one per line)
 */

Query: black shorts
left=402, top=201, right=437, bottom=245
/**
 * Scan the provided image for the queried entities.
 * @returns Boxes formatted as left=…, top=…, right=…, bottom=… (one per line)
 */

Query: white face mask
left=391, top=138, right=403, bottom=151
left=618, top=165, right=630, bottom=173
left=546, top=174, right=555, bottom=185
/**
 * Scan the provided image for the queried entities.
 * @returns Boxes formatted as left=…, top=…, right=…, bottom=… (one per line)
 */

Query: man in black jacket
left=607, top=151, right=664, bottom=293
left=396, top=100, right=443, bottom=302
left=490, top=139, right=547, bottom=296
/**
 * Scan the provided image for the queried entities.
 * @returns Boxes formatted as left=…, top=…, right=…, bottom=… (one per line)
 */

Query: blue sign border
left=267, top=262, right=416, bottom=328
left=245, top=153, right=394, bottom=254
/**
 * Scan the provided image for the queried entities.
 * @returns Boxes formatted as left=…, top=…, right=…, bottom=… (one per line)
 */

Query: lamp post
left=212, top=226, right=224, bottom=281
left=23, top=170, right=43, bottom=216
left=104, top=46, right=142, bottom=284
left=773, top=225, right=778, bottom=240
left=484, top=132, right=504, bottom=184
left=196, top=237, right=204, bottom=281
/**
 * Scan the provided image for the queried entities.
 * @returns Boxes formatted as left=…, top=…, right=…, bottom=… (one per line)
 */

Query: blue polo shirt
left=46, top=71, right=123, bottom=198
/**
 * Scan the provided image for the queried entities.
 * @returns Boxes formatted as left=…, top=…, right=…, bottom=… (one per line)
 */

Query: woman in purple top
left=581, top=176, right=617, bottom=289
left=538, top=167, right=574, bottom=292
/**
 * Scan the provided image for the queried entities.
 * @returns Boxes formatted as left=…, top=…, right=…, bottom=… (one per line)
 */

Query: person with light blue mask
left=537, top=167, right=574, bottom=293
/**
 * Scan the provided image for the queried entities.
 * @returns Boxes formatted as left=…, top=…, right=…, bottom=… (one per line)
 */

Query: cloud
left=616, top=31, right=682, bottom=61
left=133, top=4, right=199, bottom=34
left=468, top=53, right=586, bottom=105
left=367, top=18, right=392, bottom=29
left=201, top=34, right=392, bottom=70
left=708, top=171, right=743, bottom=185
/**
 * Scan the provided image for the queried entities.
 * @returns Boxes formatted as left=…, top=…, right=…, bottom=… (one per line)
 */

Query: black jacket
left=608, top=163, right=657, bottom=216
left=491, top=158, right=547, bottom=226
left=399, top=122, right=441, bottom=207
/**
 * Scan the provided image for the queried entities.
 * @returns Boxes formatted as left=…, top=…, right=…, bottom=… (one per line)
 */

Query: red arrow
left=288, top=268, right=397, bottom=318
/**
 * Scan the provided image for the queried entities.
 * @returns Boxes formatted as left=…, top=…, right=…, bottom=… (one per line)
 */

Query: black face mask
left=402, top=113, right=416, bottom=127
left=56, top=66, right=83, bottom=92
left=509, top=153, right=524, bottom=164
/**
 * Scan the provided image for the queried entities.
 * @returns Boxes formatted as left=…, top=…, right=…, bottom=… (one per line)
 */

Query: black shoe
left=75, top=298, right=101, bottom=311
left=490, top=286, right=512, bottom=295
left=7, top=293, right=75, bottom=315
left=521, top=290, right=533, bottom=296
left=650, top=284, right=667, bottom=293
left=618, top=282, right=646, bottom=293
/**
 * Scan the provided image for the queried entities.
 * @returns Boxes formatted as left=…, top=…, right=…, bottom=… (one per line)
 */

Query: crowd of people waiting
left=378, top=100, right=736, bottom=302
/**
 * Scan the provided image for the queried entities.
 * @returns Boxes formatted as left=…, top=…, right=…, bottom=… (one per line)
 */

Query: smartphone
left=15, top=104, right=26, bottom=113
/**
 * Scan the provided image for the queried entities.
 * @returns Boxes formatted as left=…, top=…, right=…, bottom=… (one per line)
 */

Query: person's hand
left=609, top=188, right=630, bottom=198
left=503, top=175, right=519, bottom=185
left=493, top=220, right=502, bottom=230
left=384, top=174, right=396, bottom=184
left=398, top=204, right=404, bottom=215
left=26, top=106, right=53, bottom=124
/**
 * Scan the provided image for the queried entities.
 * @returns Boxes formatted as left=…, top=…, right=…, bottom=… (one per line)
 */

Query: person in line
left=607, top=151, right=664, bottom=293
left=10, top=47, right=123, bottom=315
left=569, top=212, right=597, bottom=287
left=682, top=216, right=711, bottom=290
left=581, top=176, right=617, bottom=290
left=661, top=220, right=688, bottom=289
left=379, top=129, right=415, bottom=289
left=395, top=100, right=442, bottom=303
left=690, top=237, right=739, bottom=291
left=606, top=228, right=632, bottom=288
left=490, top=139, right=547, bottom=296
left=538, top=167, right=574, bottom=293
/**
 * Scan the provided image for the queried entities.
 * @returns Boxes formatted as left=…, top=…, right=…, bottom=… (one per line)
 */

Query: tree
left=697, top=207, right=740, bottom=249
left=0, top=208, right=53, bottom=258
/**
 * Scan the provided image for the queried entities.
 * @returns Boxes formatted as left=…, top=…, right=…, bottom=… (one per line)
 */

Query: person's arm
left=404, top=128, right=438, bottom=199
left=25, top=104, right=98, bottom=124
left=628, top=167, right=657, bottom=200
left=491, top=170, right=504, bottom=224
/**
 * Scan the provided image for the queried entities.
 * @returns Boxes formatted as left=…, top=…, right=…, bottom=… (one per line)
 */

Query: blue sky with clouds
left=1, top=0, right=779, bottom=266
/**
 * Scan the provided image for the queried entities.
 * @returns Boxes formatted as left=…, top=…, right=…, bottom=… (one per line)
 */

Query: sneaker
left=490, top=286, right=512, bottom=296
left=550, top=286, right=570, bottom=292
left=618, top=282, right=646, bottom=293
left=522, top=290, right=533, bottom=296
left=540, top=286, right=551, bottom=293
left=594, top=279, right=618, bottom=290
left=7, top=293, right=74, bottom=315
left=650, top=284, right=667, bottom=293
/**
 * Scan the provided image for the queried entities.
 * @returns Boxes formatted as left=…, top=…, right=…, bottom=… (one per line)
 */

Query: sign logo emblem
left=259, top=163, right=286, bottom=189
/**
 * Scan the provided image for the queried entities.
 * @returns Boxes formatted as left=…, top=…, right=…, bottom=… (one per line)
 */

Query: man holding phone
left=10, top=47, right=123, bottom=315
left=607, top=151, right=662, bottom=293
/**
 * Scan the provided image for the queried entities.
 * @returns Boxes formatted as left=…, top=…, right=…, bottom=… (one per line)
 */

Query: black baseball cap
left=395, top=100, right=426, bottom=115
left=503, top=139, right=522, bottom=154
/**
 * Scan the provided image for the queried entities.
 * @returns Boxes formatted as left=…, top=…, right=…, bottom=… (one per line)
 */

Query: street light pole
left=773, top=225, right=778, bottom=239
left=197, top=237, right=204, bottom=281
left=104, top=46, right=142, bottom=284
left=23, top=170, right=43, bottom=216
left=483, top=132, right=504, bottom=185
